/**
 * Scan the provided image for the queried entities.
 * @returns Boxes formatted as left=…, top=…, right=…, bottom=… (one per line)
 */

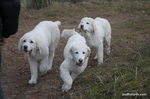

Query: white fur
left=18, top=21, right=61, bottom=84
left=61, top=28, right=78, bottom=39
left=78, top=17, right=111, bottom=65
left=60, top=29, right=91, bottom=92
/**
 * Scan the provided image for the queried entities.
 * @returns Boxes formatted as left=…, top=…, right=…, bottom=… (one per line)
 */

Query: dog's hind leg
left=94, top=54, right=98, bottom=59
left=39, top=56, right=49, bottom=75
left=104, top=35, right=111, bottom=55
left=48, top=45, right=56, bottom=70
left=97, top=43, right=104, bottom=65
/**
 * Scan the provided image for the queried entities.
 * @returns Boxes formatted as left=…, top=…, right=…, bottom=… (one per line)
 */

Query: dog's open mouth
left=24, top=50, right=32, bottom=58
left=76, top=63, right=83, bottom=67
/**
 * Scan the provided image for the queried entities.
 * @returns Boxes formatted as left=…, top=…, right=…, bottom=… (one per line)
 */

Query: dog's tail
left=61, top=29, right=78, bottom=39
left=54, top=21, right=61, bottom=26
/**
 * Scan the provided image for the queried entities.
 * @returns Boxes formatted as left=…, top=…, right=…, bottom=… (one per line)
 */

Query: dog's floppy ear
left=18, top=37, right=23, bottom=52
left=90, top=18, right=99, bottom=34
left=64, top=44, right=74, bottom=59
left=87, top=46, right=91, bottom=57
left=36, top=39, right=49, bottom=56
left=69, top=46, right=73, bottom=59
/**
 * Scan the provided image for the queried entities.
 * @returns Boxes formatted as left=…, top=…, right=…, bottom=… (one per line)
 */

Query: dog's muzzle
left=76, top=59, right=83, bottom=66
left=23, top=45, right=32, bottom=58
left=23, top=45, right=28, bottom=52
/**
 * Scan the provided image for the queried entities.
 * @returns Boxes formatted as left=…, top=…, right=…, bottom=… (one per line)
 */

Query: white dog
left=60, top=29, right=91, bottom=92
left=78, top=17, right=111, bottom=65
left=18, top=21, right=61, bottom=84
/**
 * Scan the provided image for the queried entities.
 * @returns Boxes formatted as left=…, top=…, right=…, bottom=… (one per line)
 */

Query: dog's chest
left=81, top=32, right=96, bottom=48
left=30, top=52, right=45, bottom=61
left=69, top=65, right=85, bottom=73
left=85, top=37, right=96, bottom=48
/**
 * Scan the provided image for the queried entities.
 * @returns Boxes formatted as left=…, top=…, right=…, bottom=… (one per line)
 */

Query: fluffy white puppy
left=78, top=17, right=111, bottom=65
left=18, top=21, right=61, bottom=84
left=60, top=29, right=91, bottom=92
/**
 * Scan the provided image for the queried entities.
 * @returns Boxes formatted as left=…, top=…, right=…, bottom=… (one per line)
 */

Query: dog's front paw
left=62, top=84, right=72, bottom=92
left=98, top=62, right=103, bottom=66
left=28, top=79, right=37, bottom=84
left=98, top=60, right=103, bottom=66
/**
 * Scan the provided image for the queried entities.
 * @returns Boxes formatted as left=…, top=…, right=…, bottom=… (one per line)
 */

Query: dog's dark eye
left=75, top=52, right=78, bottom=54
left=30, top=41, right=33, bottom=43
left=83, top=52, right=85, bottom=54
left=86, top=22, right=89, bottom=24
left=23, top=40, right=26, bottom=42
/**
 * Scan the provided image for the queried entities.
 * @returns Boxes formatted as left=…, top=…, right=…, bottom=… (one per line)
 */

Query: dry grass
left=1, top=0, right=150, bottom=99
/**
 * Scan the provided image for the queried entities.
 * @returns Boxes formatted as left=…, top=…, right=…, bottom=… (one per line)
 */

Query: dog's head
left=78, top=17, right=98, bottom=34
left=67, top=44, right=91, bottom=66
left=18, top=33, right=48, bottom=58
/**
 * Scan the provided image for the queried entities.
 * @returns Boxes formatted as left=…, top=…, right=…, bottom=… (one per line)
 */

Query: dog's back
left=95, top=17, right=111, bottom=55
left=61, top=28, right=86, bottom=45
left=67, top=34, right=86, bottom=44
left=61, top=29, right=78, bottom=39
left=95, top=17, right=111, bottom=39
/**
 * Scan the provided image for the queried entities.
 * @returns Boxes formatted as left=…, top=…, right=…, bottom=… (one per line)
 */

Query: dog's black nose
left=79, top=59, right=83, bottom=63
left=80, top=25, right=84, bottom=29
left=24, top=45, right=28, bottom=50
